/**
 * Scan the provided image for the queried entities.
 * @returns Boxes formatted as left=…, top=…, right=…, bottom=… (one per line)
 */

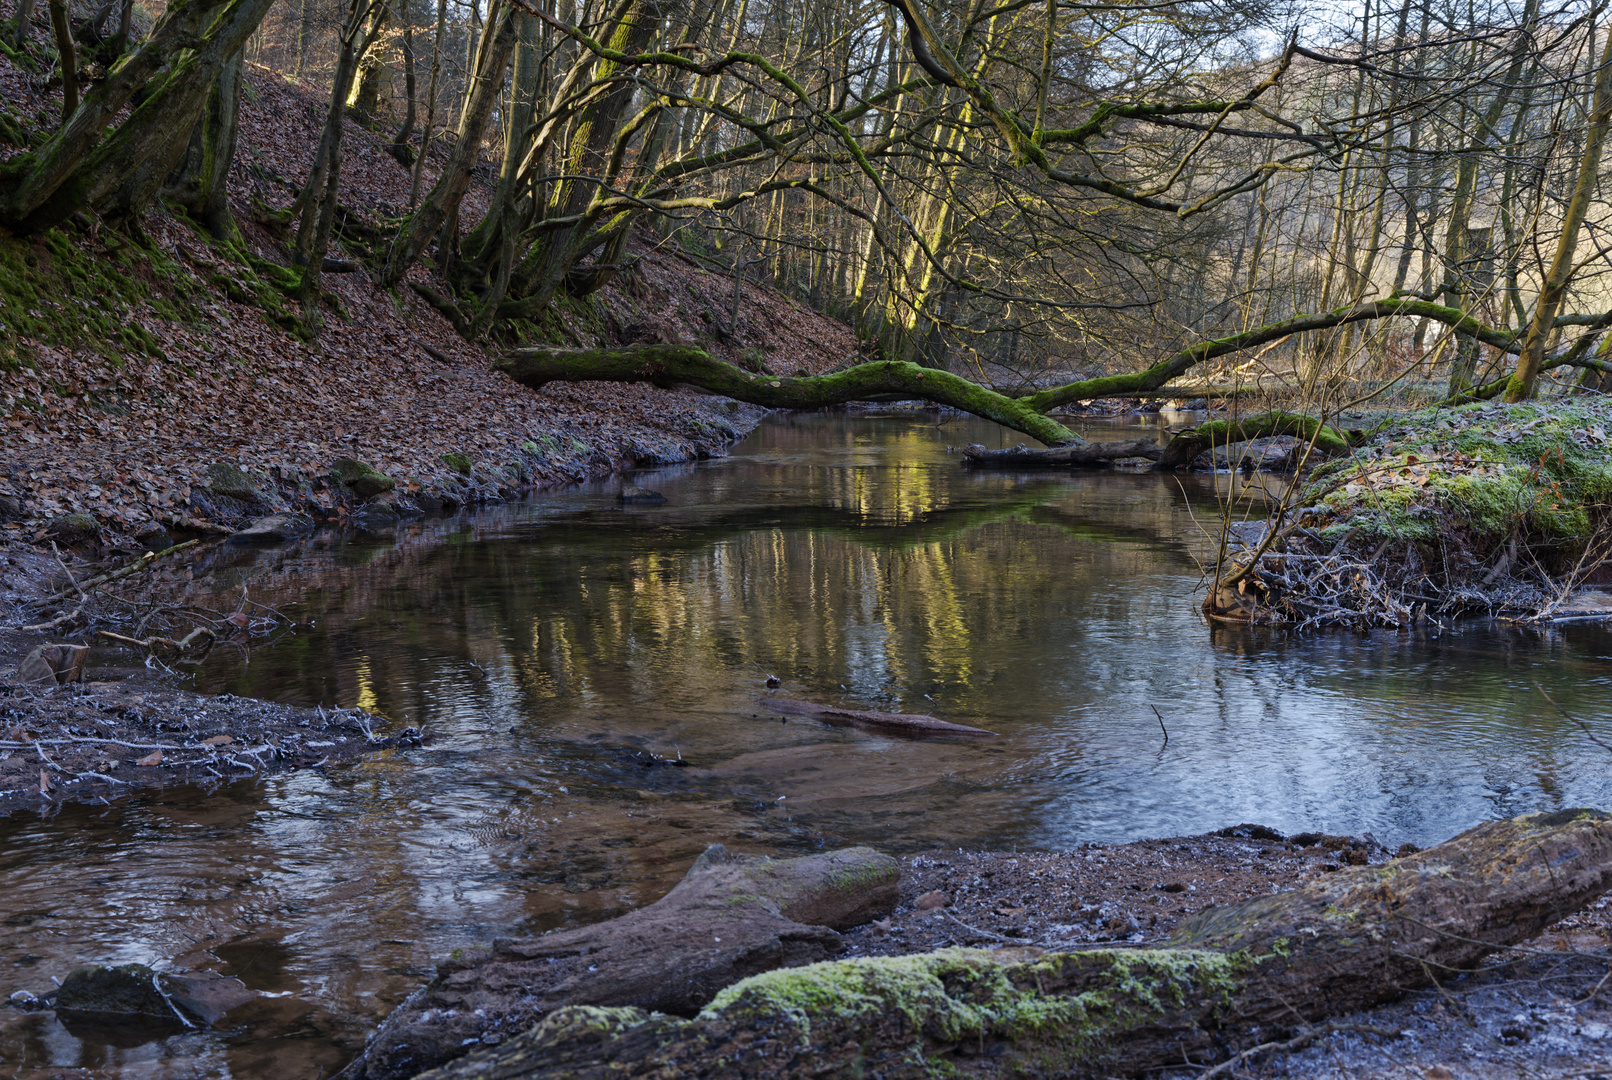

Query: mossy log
left=494, top=346, right=1083, bottom=448
left=356, top=845, right=901, bottom=1080
left=411, top=809, right=1612, bottom=1080
left=1156, top=411, right=1354, bottom=470
left=959, top=439, right=1161, bottom=466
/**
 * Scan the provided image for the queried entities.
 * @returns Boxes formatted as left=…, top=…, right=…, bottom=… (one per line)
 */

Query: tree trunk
left=378, top=0, right=517, bottom=286
left=406, top=809, right=1612, bottom=1080
left=355, top=845, right=901, bottom=1080
left=389, top=0, right=417, bottom=166
left=158, top=48, right=244, bottom=238
left=12, top=0, right=35, bottom=50
left=1505, top=21, right=1612, bottom=402
left=1156, top=411, right=1354, bottom=470
left=495, top=345, right=1084, bottom=447
left=0, top=0, right=276, bottom=235
left=48, top=0, right=78, bottom=121
left=407, top=0, right=447, bottom=208
left=960, top=439, right=1163, bottom=466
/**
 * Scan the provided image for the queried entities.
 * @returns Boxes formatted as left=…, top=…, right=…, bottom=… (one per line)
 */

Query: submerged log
left=766, top=698, right=997, bottom=738
left=413, top=808, right=1612, bottom=1080
left=960, top=439, right=1161, bottom=466
left=356, top=844, right=900, bottom=1080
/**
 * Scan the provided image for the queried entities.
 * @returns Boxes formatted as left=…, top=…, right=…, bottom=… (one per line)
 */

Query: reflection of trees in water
left=183, top=462, right=1218, bottom=732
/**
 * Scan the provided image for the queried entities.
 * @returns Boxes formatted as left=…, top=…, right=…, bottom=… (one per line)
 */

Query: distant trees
left=8, top=0, right=1612, bottom=411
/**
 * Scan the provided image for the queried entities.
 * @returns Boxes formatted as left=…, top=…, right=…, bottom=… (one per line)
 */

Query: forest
left=8, top=0, right=1612, bottom=1076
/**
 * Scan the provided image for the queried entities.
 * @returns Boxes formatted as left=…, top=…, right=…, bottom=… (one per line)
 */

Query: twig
left=1535, top=682, right=1612, bottom=758
left=20, top=605, right=84, bottom=632
left=97, top=626, right=214, bottom=653
left=48, top=541, right=86, bottom=601
left=1197, top=1022, right=1403, bottom=1079
left=940, top=908, right=1019, bottom=943
left=42, top=540, right=200, bottom=604
left=1150, top=705, right=1170, bottom=745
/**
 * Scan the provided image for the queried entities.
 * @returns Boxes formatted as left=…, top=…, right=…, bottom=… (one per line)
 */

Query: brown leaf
left=203, top=734, right=234, bottom=745
left=136, top=750, right=163, bottom=766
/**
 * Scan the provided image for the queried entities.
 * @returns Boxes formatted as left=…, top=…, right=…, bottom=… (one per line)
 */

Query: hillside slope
left=0, top=57, right=858, bottom=548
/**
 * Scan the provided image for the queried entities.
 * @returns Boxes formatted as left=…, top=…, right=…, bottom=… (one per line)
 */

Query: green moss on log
left=496, top=346, right=1082, bottom=447
left=1157, top=410, right=1354, bottom=469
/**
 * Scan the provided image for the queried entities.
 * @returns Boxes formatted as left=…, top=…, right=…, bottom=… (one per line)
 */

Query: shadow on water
left=4, top=411, right=1612, bottom=1077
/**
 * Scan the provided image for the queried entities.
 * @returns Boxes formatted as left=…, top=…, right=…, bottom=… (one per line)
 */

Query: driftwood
left=413, top=809, right=1612, bottom=1080
left=356, top=844, right=901, bottom=1080
left=765, top=698, right=996, bottom=738
left=960, top=439, right=1161, bottom=467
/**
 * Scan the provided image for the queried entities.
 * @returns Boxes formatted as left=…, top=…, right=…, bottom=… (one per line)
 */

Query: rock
left=15, top=643, right=89, bottom=686
left=618, top=483, right=667, bottom=505
left=54, top=964, right=172, bottom=1019
left=441, top=452, right=474, bottom=476
left=133, top=521, right=174, bottom=551
left=331, top=458, right=397, bottom=499
left=0, top=492, right=24, bottom=520
left=352, top=500, right=401, bottom=532
left=227, top=512, right=314, bottom=545
left=204, top=461, right=259, bottom=500
left=44, top=512, right=99, bottom=546
left=160, top=971, right=255, bottom=1024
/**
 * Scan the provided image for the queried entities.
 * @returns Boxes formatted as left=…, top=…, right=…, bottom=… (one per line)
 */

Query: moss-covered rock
left=44, top=512, right=100, bottom=545
left=441, top=452, right=473, bottom=476
left=330, top=458, right=396, bottom=499
left=204, top=461, right=258, bottom=500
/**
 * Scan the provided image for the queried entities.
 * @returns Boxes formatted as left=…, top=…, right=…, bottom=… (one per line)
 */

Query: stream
left=4, top=411, right=1612, bottom=1077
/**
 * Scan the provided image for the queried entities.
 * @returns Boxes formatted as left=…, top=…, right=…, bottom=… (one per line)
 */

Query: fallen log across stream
left=404, top=808, right=1612, bottom=1080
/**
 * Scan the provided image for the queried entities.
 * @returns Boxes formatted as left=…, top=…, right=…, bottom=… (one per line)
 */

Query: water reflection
left=2, top=411, right=1610, bottom=1077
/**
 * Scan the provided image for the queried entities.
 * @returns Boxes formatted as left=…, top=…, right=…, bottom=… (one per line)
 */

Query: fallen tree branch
left=96, top=626, right=214, bottom=653
left=1157, top=410, right=1354, bottom=470
left=407, top=809, right=1612, bottom=1080
left=43, top=540, right=199, bottom=603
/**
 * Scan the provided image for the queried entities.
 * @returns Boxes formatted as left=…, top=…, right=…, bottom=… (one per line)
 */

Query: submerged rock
left=228, top=512, right=314, bottom=545
left=54, top=964, right=172, bottom=1019
left=618, top=484, right=667, bottom=505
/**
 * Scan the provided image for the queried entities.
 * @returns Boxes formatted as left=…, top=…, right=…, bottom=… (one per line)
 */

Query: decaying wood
left=413, top=809, right=1612, bottom=1080
left=97, top=626, right=213, bottom=653
left=356, top=844, right=901, bottom=1080
left=960, top=439, right=1161, bottom=466
left=765, top=698, right=997, bottom=738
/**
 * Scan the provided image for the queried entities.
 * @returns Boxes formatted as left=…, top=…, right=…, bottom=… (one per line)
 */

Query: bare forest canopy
left=11, top=0, right=1612, bottom=437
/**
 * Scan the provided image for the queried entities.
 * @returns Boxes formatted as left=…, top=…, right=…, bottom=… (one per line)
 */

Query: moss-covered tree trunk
left=410, top=810, right=1612, bottom=1080
left=1155, top=411, right=1354, bottom=470
left=0, top=0, right=274, bottom=234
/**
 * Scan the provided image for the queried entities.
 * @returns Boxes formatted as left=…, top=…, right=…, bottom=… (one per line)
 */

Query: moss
left=1304, top=400, right=1612, bottom=550
left=330, top=458, right=396, bottom=498
left=697, top=947, right=1252, bottom=1072
left=441, top=452, right=474, bottom=475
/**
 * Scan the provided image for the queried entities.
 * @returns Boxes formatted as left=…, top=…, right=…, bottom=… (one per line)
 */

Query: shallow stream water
left=4, top=411, right=1612, bottom=1077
